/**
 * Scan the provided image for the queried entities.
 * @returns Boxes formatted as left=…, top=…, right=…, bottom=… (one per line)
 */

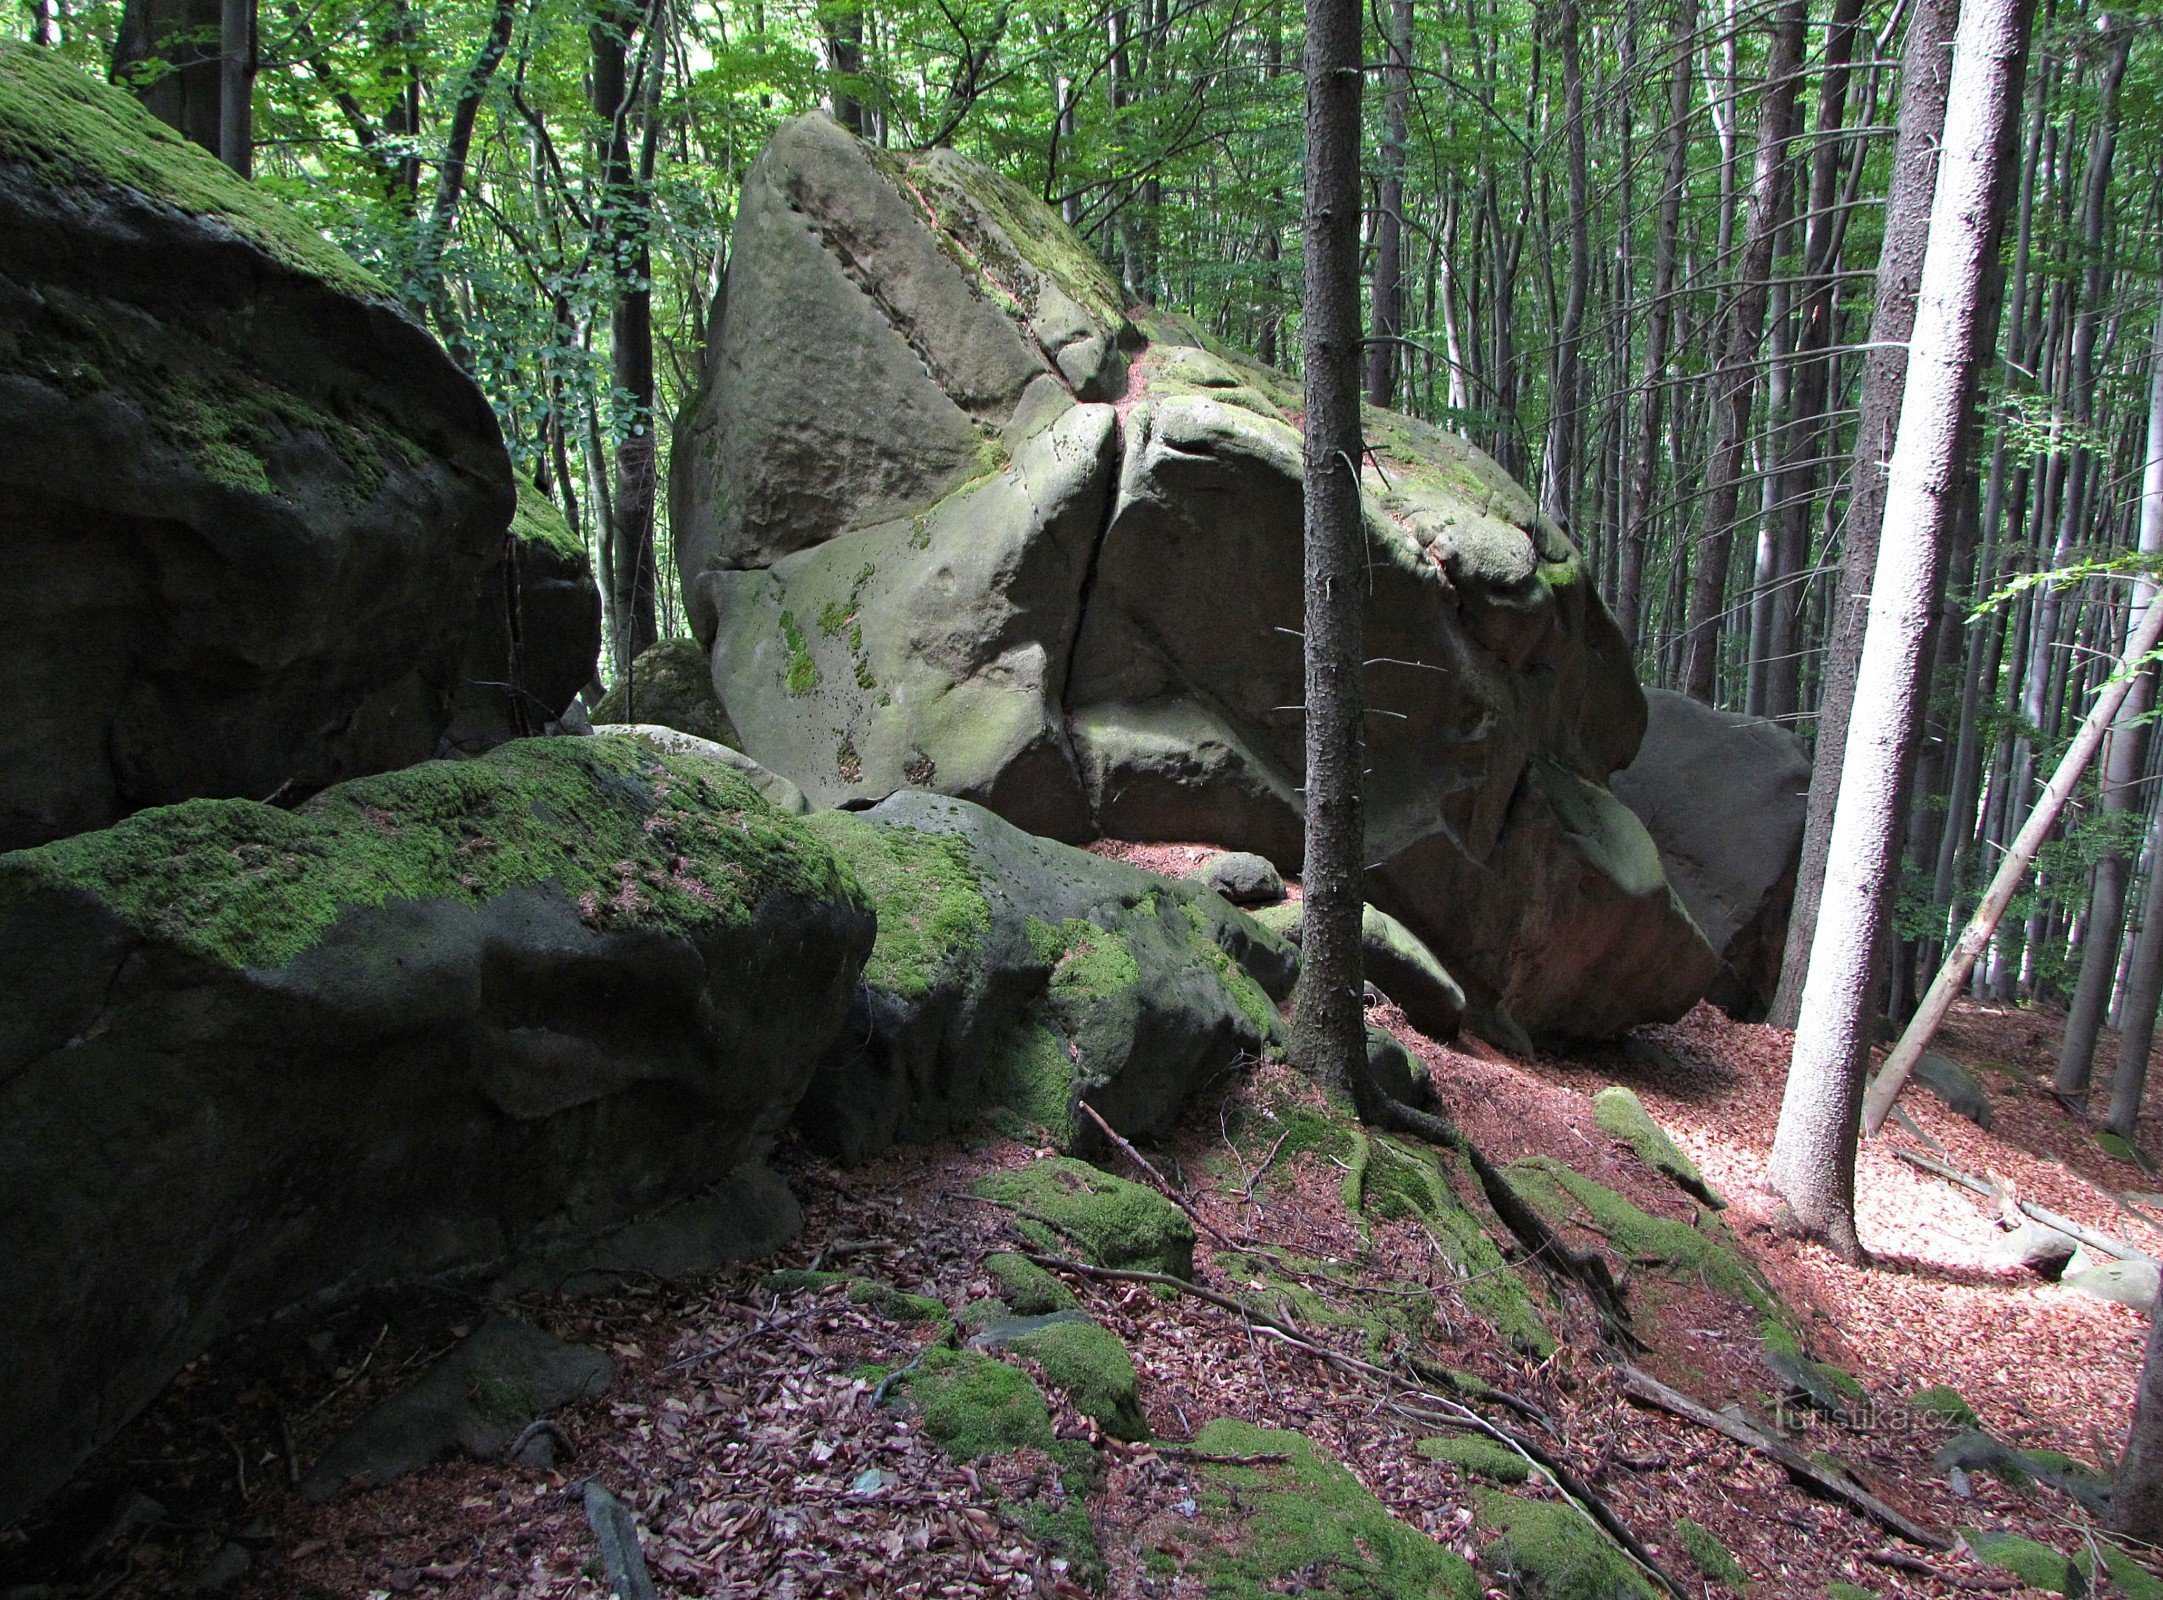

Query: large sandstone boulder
left=794, top=791, right=1296, bottom=1161
left=594, top=635, right=739, bottom=745
left=0, top=734, right=873, bottom=1524
left=1611, top=689, right=1809, bottom=1017
left=445, top=482, right=603, bottom=749
left=0, top=47, right=517, bottom=849
left=672, top=113, right=1715, bottom=1043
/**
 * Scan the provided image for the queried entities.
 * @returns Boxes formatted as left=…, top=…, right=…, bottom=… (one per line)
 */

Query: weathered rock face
left=1611, top=689, right=1809, bottom=1018
left=0, top=735, right=873, bottom=1524
left=0, top=47, right=517, bottom=849
left=672, top=112, right=1715, bottom=1043
left=594, top=636, right=739, bottom=745
left=446, top=482, right=603, bottom=749
left=794, top=791, right=1296, bottom=1162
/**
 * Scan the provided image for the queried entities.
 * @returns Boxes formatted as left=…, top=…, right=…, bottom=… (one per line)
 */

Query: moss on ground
left=1504, top=1156, right=1782, bottom=1322
left=2078, top=1541, right=2163, bottom=1600
left=1007, top=1318, right=1146, bottom=1440
left=1221, top=1245, right=1438, bottom=1362
left=1418, top=1434, right=1532, bottom=1484
left=1676, top=1520, right=1748, bottom=1591
left=895, top=1348, right=1054, bottom=1460
left=1188, top=1419, right=1480, bottom=1599
left=987, top=1253, right=1077, bottom=1314
left=1908, top=1385, right=1980, bottom=1429
left=1759, top=1318, right=1868, bottom=1408
left=1364, top=1136, right=1554, bottom=1356
left=2100, top=1130, right=2142, bottom=1164
left=1477, top=1490, right=1657, bottom=1600
left=1592, top=1087, right=1721, bottom=1206
left=1826, top=1583, right=1876, bottom=1600
left=800, top=813, right=989, bottom=998
left=847, top=1281, right=948, bottom=1323
left=973, top=1158, right=1195, bottom=1277
left=1962, top=1530, right=2082, bottom=1595
left=1, top=736, right=854, bottom=971
left=0, top=43, right=384, bottom=301
left=1006, top=1492, right=1106, bottom=1591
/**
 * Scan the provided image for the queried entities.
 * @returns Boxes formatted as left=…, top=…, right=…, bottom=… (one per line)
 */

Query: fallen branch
left=1889, top=1148, right=2158, bottom=1262
left=1078, top=1100, right=1243, bottom=1251
left=1616, top=1362, right=1949, bottom=1551
left=1864, top=1547, right=2017, bottom=1591
left=1149, top=1445, right=1293, bottom=1467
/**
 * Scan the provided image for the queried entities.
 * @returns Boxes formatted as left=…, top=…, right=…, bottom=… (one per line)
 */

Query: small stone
left=190, top=1543, right=251, bottom=1593
left=1197, top=853, right=1285, bottom=907
left=1989, top=1219, right=2078, bottom=1278
left=2064, top=1252, right=2161, bottom=1313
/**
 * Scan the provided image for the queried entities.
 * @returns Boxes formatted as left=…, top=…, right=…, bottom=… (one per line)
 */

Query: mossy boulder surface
left=895, top=1348, right=1056, bottom=1460
left=793, top=792, right=1294, bottom=1159
left=594, top=636, right=739, bottom=746
left=1184, top=1419, right=1481, bottom=1599
left=674, top=112, right=1715, bottom=1046
left=1419, top=1435, right=1533, bottom=1484
left=0, top=45, right=522, bottom=851
left=1962, top=1530, right=2083, bottom=1595
left=987, top=1252, right=1078, bottom=1314
left=1477, top=1490, right=1658, bottom=1600
left=1593, top=1086, right=1721, bottom=1207
left=0, top=734, right=874, bottom=1525
left=974, top=1158, right=1195, bottom=1277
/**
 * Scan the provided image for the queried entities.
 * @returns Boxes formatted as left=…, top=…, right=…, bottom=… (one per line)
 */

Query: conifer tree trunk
left=1290, top=0, right=1367, bottom=1097
left=1767, top=0, right=1960, bottom=1027
left=1766, top=0, right=2030, bottom=1256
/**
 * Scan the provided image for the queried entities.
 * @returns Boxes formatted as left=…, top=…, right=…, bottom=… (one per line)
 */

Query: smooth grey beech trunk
left=1289, top=0, right=1367, bottom=1096
left=1767, top=0, right=2031, bottom=1258
left=2115, top=1299, right=2163, bottom=1538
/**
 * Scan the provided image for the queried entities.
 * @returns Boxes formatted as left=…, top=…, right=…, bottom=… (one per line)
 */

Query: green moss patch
left=1827, top=1583, right=1876, bottom=1600
left=1478, top=1490, right=1657, bottom=1600
left=983, top=1021, right=1079, bottom=1140
left=1504, top=1157, right=1781, bottom=1321
left=1360, top=1136, right=1554, bottom=1355
left=779, top=609, right=819, bottom=695
left=0, top=43, right=384, bottom=302
left=1418, top=1434, right=1533, bottom=1484
left=1006, top=1318, right=1145, bottom=1441
left=1187, top=1419, right=1479, bottom=1599
left=988, top=1253, right=1077, bottom=1314
left=509, top=480, right=587, bottom=564
left=973, top=1159, right=1194, bottom=1278
left=2, top=736, right=852, bottom=972
left=1908, top=1385, right=1980, bottom=1429
left=1593, top=1087, right=1721, bottom=1207
left=1676, top=1520, right=1748, bottom=1590
left=894, top=1348, right=1054, bottom=1460
left=1962, top=1530, right=2082, bottom=1595
left=1179, top=900, right=1285, bottom=1037
left=2078, top=1541, right=2163, bottom=1600
left=800, top=813, right=990, bottom=999
left=1006, top=1492, right=1106, bottom=1591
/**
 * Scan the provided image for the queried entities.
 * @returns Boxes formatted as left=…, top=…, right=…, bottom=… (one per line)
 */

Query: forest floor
left=7, top=883, right=2160, bottom=1600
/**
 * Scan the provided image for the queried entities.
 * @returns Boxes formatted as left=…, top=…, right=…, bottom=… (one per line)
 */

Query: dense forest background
left=21, top=0, right=2163, bottom=1031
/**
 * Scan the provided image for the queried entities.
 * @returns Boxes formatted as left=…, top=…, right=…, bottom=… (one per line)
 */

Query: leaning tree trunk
left=2108, top=797, right=2163, bottom=1139
left=1766, top=0, right=1961, bottom=1028
left=1289, top=0, right=1367, bottom=1098
left=2115, top=1297, right=2163, bottom=1538
left=1766, top=0, right=2030, bottom=1258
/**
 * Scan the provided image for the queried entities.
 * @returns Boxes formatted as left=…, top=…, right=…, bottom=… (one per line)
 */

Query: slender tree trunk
left=1766, top=0, right=1960, bottom=1027
left=216, top=0, right=252, bottom=176
left=1617, top=0, right=1698, bottom=650
left=1767, top=0, right=2030, bottom=1257
left=113, top=0, right=222, bottom=151
left=1290, top=0, right=1366, bottom=1097
left=1540, top=0, right=1589, bottom=524
left=1366, top=0, right=1410, bottom=408
left=2115, top=1300, right=2163, bottom=1538
left=407, top=0, right=521, bottom=324
left=1680, top=0, right=1808, bottom=704
left=827, top=1, right=866, bottom=134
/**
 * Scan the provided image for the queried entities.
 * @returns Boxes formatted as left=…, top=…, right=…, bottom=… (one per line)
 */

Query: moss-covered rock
left=1909, top=1385, right=1981, bottom=1429
left=895, top=1348, right=1056, bottom=1460
left=974, top=1158, right=1195, bottom=1278
left=1675, top=1520, right=1748, bottom=1591
left=0, top=45, right=519, bottom=853
left=593, top=637, right=738, bottom=746
left=0, top=735, right=874, bottom=1525
left=987, top=1252, right=1078, bottom=1314
left=1478, top=1490, right=1658, bottom=1600
left=1419, top=1435, right=1534, bottom=1484
left=675, top=112, right=1716, bottom=1050
left=446, top=481, right=602, bottom=750
left=2077, top=1540, right=2163, bottom=1600
left=1962, top=1530, right=2082, bottom=1595
left=1000, top=1316, right=1146, bottom=1441
left=793, top=793, right=1294, bottom=1159
left=1185, top=1420, right=1481, bottom=1598
left=1593, top=1086, right=1721, bottom=1207
left=1253, top=900, right=1467, bottom=1041
left=1826, top=1582, right=1876, bottom=1600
